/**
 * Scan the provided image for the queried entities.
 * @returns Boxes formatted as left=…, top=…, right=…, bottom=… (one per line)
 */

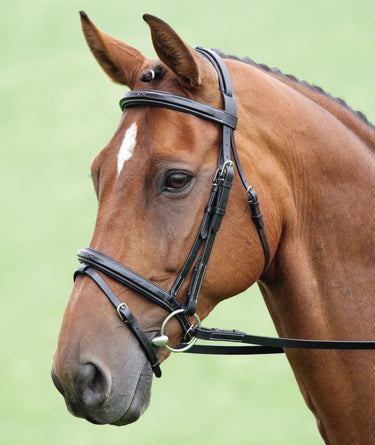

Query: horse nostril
left=75, top=362, right=111, bottom=407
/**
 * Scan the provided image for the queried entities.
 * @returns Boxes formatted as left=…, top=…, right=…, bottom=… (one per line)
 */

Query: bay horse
left=52, top=12, right=375, bottom=444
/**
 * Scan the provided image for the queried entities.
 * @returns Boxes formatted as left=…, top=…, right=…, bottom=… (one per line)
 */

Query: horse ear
left=79, top=11, right=147, bottom=87
left=143, top=14, right=207, bottom=88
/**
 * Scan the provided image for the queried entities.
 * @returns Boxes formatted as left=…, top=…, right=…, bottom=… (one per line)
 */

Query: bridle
left=74, top=48, right=375, bottom=378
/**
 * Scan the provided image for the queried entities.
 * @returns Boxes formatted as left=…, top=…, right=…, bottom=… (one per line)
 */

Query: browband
left=120, top=90, right=238, bottom=130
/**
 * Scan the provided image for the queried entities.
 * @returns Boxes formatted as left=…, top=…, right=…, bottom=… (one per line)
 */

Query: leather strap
left=230, top=132, right=270, bottom=268
left=120, top=90, right=237, bottom=129
left=182, top=165, right=234, bottom=315
left=196, top=48, right=269, bottom=267
left=195, top=47, right=237, bottom=165
left=247, top=187, right=270, bottom=267
left=77, top=248, right=172, bottom=309
left=77, top=248, right=193, bottom=336
left=75, top=265, right=162, bottom=377
left=186, top=326, right=375, bottom=352
left=184, top=345, right=283, bottom=355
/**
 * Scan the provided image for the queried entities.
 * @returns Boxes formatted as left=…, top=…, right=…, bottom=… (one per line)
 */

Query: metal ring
left=160, top=309, right=201, bottom=353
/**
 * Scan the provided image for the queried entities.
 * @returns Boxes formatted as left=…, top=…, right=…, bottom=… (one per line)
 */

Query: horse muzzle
left=51, top=352, right=153, bottom=425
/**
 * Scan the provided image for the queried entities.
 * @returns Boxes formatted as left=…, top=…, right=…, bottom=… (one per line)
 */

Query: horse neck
left=272, top=72, right=375, bottom=149
left=228, top=59, right=375, bottom=443
left=232, top=62, right=375, bottom=338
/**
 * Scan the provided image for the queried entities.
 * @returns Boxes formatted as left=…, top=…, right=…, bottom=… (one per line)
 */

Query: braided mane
left=213, top=49, right=375, bottom=130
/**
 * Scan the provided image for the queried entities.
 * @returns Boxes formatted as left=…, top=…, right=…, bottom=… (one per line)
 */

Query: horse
left=51, top=11, right=375, bottom=444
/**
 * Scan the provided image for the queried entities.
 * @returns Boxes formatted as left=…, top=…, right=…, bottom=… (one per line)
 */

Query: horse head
left=51, top=12, right=271, bottom=426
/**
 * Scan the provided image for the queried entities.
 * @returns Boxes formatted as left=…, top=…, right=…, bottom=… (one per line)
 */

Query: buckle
left=116, top=302, right=134, bottom=323
left=214, top=160, right=234, bottom=181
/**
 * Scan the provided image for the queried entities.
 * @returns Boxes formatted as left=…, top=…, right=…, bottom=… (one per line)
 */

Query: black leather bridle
left=74, top=48, right=375, bottom=378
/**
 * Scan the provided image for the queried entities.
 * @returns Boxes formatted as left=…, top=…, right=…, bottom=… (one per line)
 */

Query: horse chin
left=109, top=362, right=153, bottom=426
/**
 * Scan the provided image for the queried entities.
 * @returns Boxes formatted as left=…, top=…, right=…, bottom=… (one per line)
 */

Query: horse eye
left=164, top=172, right=192, bottom=191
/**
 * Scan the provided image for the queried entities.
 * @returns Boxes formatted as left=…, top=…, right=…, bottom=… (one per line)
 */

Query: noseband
left=74, top=48, right=375, bottom=378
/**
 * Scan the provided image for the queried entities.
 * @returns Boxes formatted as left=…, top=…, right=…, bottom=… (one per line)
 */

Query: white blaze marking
left=117, top=122, right=137, bottom=177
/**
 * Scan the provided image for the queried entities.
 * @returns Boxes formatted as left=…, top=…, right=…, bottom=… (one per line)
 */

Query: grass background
left=1, top=0, right=374, bottom=444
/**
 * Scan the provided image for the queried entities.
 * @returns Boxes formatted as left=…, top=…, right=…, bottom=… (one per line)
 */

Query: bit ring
left=159, top=309, right=201, bottom=353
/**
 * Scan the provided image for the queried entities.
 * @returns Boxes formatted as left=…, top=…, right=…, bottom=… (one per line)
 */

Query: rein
left=74, top=48, right=375, bottom=378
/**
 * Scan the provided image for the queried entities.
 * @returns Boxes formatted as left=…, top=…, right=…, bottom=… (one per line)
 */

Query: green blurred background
left=1, top=1, right=374, bottom=443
